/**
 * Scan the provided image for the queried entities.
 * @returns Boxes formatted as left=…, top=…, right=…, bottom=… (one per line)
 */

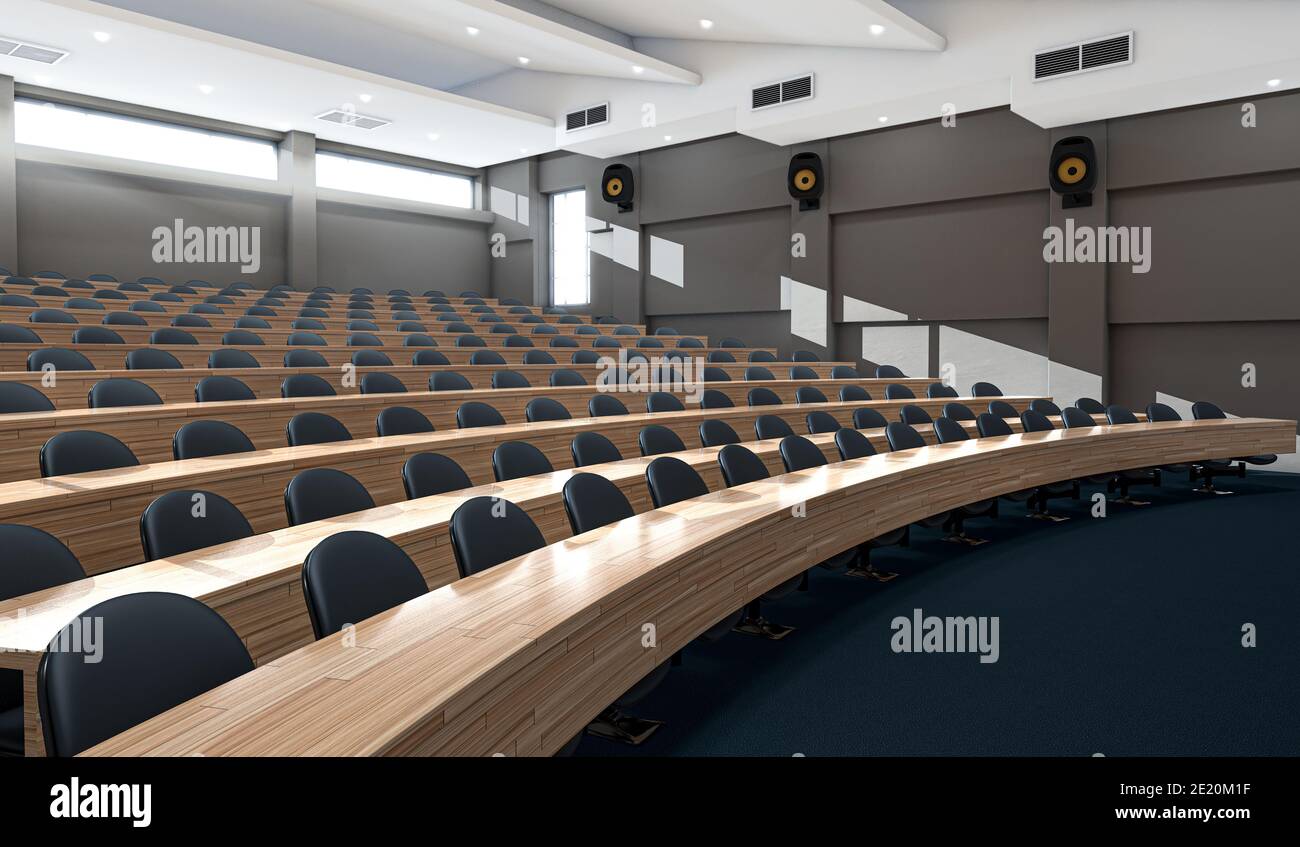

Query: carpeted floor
left=577, top=471, right=1300, bottom=756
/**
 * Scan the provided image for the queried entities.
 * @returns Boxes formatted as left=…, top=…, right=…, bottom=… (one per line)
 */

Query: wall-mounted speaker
left=601, top=163, right=634, bottom=213
left=787, top=152, right=824, bottom=211
left=1049, top=136, right=1097, bottom=209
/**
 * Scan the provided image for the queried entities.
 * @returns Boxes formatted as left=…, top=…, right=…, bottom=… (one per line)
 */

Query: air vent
left=1034, top=32, right=1133, bottom=81
left=0, top=36, right=68, bottom=65
left=564, top=102, right=610, bottom=132
left=751, top=74, right=815, bottom=111
left=315, top=109, right=390, bottom=130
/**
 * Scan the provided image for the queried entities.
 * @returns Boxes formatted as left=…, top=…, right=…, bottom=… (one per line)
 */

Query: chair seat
left=1240, top=454, right=1278, bottom=465
left=0, top=704, right=22, bottom=757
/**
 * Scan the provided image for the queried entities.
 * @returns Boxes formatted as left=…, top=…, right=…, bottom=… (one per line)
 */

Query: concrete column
left=279, top=131, right=317, bottom=290
left=0, top=76, right=19, bottom=273
left=789, top=139, right=835, bottom=360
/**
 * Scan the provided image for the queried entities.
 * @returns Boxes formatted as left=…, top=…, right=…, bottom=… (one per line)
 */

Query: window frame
left=314, top=150, right=475, bottom=210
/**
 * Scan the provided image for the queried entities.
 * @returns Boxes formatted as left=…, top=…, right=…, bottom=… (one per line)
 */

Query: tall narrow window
left=551, top=189, right=589, bottom=306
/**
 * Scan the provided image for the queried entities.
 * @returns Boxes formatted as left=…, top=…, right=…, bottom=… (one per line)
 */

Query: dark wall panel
left=639, top=134, right=789, bottom=224
left=491, top=238, right=534, bottom=305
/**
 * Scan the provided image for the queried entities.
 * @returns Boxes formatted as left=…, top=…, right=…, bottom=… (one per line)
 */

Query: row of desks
left=55, top=416, right=1289, bottom=756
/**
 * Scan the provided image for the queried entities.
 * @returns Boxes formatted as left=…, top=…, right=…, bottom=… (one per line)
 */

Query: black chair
left=754, top=414, right=794, bottom=440
left=284, top=349, right=328, bottom=368
left=835, top=427, right=876, bottom=460
left=291, top=319, right=326, bottom=331
left=456, top=334, right=487, bottom=347
left=875, top=365, right=905, bottom=378
left=899, top=404, right=932, bottom=425
left=282, top=374, right=335, bottom=398
left=173, top=420, right=255, bottom=460
left=1075, top=397, right=1106, bottom=414
left=795, top=386, right=827, bottom=405
left=700, top=388, right=734, bottom=409
left=571, top=350, right=600, bottom=365
left=971, top=382, right=1002, bottom=397
left=493, top=441, right=553, bottom=482
left=707, top=350, right=735, bottom=364
left=927, top=382, right=959, bottom=399
left=884, top=383, right=915, bottom=400
left=172, top=314, right=211, bottom=328
left=550, top=336, right=580, bottom=349
left=805, top=411, right=840, bottom=434
left=748, top=350, right=777, bottom=363
left=549, top=369, right=586, bottom=387
left=1190, top=400, right=1277, bottom=480
left=589, top=394, right=628, bottom=417
left=209, top=348, right=260, bottom=369
left=375, top=406, right=433, bottom=437
left=457, top=401, right=505, bottom=429
left=744, top=366, right=775, bottom=381
left=788, top=365, right=817, bottom=380
left=522, top=350, right=556, bottom=365
left=412, top=350, right=450, bottom=366
left=286, top=412, right=351, bottom=446
left=840, top=385, right=870, bottom=402
left=1060, top=406, right=1098, bottom=429
left=140, top=489, right=254, bottom=559
left=71, top=326, right=123, bottom=345
left=987, top=399, right=1018, bottom=419
left=28, top=348, right=94, bottom=372
left=884, top=422, right=987, bottom=542
left=88, top=378, right=162, bottom=409
left=224, top=328, right=266, bottom=343
left=699, top=419, right=740, bottom=447
left=149, top=328, right=197, bottom=345
left=525, top=397, right=570, bottom=423
left=30, top=308, right=78, bottom=324
left=792, top=350, right=820, bottom=362
left=195, top=375, right=255, bottom=402
left=359, top=372, right=407, bottom=395
left=40, top=430, right=139, bottom=477
left=638, top=425, right=685, bottom=456
left=469, top=349, right=507, bottom=366
left=0, top=381, right=55, bottom=414
left=37, top=593, right=253, bottom=756
left=301, top=532, right=428, bottom=639
left=103, top=312, right=148, bottom=327
left=942, top=401, right=975, bottom=421
left=285, top=468, right=375, bottom=525
left=404, top=333, right=437, bottom=347
left=646, top=391, right=684, bottom=413
left=401, top=453, right=471, bottom=499
left=123, top=348, right=182, bottom=370
left=1029, top=399, right=1062, bottom=417
left=1102, top=405, right=1164, bottom=504
left=571, top=432, right=622, bottom=467
left=352, top=350, right=393, bottom=367
left=492, top=370, right=530, bottom=389
left=748, top=387, right=782, bottom=407
left=853, top=407, right=889, bottom=429
left=430, top=372, right=472, bottom=391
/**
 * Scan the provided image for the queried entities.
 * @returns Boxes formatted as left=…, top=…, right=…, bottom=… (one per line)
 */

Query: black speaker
left=787, top=152, right=824, bottom=211
left=1049, top=136, right=1096, bottom=209
left=601, top=164, right=634, bottom=213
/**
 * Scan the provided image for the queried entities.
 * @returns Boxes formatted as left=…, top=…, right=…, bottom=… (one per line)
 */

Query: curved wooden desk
left=76, top=417, right=1293, bottom=757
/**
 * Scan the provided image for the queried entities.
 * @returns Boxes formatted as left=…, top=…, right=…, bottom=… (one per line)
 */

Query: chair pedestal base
left=585, top=707, right=664, bottom=746
left=1028, top=511, right=1070, bottom=523
left=845, top=563, right=898, bottom=582
left=1111, top=496, right=1151, bottom=506
left=943, top=532, right=988, bottom=546
left=733, top=600, right=795, bottom=640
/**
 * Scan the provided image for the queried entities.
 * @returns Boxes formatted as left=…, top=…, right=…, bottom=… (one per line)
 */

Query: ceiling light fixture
left=699, top=19, right=714, bottom=30
left=427, top=132, right=440, bottom=141
left=877, top=115, right=889, bottom=123
left=92, top=31, right=111, bottom=43
left=663, top=135, right=672, bottom=141
left=466, top=26, right=480, bottom=36
left=632, top=65, right=644, bottom=74
left=359, top=93, right=372, bottom=103
left=869, top=24, right=886, bottom=36
left=198, top=84, right=214, bottom=94
left=517, top=56, right=531, bottom=65
left=1267, top=78, right=1281, bottom=87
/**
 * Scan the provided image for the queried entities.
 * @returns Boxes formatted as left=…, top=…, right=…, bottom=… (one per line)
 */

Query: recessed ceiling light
left=517, top=56, right=531, bottom=65
left=92, top=31, right=111, bottom=43
left=520, top=147, right=528, bottom=154
left=1267, top=78, right=1282, bottom=87
left=466, top=26, right=480, bottom=36
left=869, top=24, right=886, bottom=36
left=632, top=65, right=644, bottom=74
left=699, top=19, right=714, bottom=30
left=877, top=116, right=889, bottom=123
left=198, top=84, right=214, bottom=94
left=663, top=135, right=672, bottom=141
left=359, top=93, right=372, bottom=103
left=427, top=132, right=440, bottom=141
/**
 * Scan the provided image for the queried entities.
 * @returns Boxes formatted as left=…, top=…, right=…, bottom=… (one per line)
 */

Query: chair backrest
left=0, top=294, right=38, bottom=308
left=899, top=404, right=932, bottom=425
left=0, top=524, right=85, bottom=602
left=561, top=473, right=634, bottom=536
left=208, top=348, right=260, bottom=369
left=1020, top=409, right=1055, bottom=432
left=942, top=401, right=975, bottom=421
left=359, top=372, right=406, bottom=395
left=430, top=371, right=472, bottom=391
left=30, top=309, right=77, bottom=325
left=401, top=452, right=471, bottom=499
left=455, top=334, right=486, bottom=347
left=282, top=373, right=336, bottom=398
left=148, top=327, right=197, bottom=345
left=286, top=412, right=351, bottom=446
left=549, top=336, right=579, bottom=348
left=875, top=365, right=905, bottom=379
left=1075, top=397, right=1106, bottom=414
left=71, top=326, right=123, bottom=345
left=932, top=416, right=969, bottom=443
left=835, top=427, right=877, bottom=460
left=522, top=350, right=556, bottom=365
left=884, top=383, right=915, bottom=400
left=40, top=431, right=139, bottom=477
left=549, top=369, right=586, bottom=387
left=696, top=389, right=732, bottom=412
left=570, top=431, right=622, bottom=467
left=124, top=348, right=182, bottom=371
left=491, top=370, right=530, bottom=389
left=852, top=407, right=889, bottom=429
left=975, top=412, right=1014, bottom=437
left=457, top=401, right=506, bottom=428
left=701, top=367, right=731, bottom=384
left=1028, top=398, right=1062, bottom=417
left=745, top=349, right=775, bottom=363
left=503, top=335, right=534, bottom=348
left=175, top=313, right=214, bottom=326
left=1105, top=404, right=1139, bottom=425
left=466, top=349, right=504, bottom=366
left=589, top=394, right=628, bottom=417
left=376, top=406, right=434, bottom=437
left=492, top=441, right=554, bottom=482
left=927, top=382, right=959, bottom=399
left=0, top=381, right=55, bottom=414
left=291, top=318, right=325, bottom=331
left=403, top=333, right=437, bottom=347
left=38, top=592, right=253, bottom=756
left=173, top=420, right=255, bottom=460
left=448, top=496, right=546, bottom=578
left=885, top=421, right=925, bottom=451
left=28, top=348, right=94, bottom=372
left=707, top=350, right=735, bottom=363
left=287, top=331, right=327, bottom=346
left=971, top=381, right=1003, bottom=397
left=646, top=391, right=685, bottom=413
left=676, top=337, right=704, bottom=349
left=140, top=489, right=254, bottom=559
left=195, top=375, right=255, bottom=403
left=638, top=424, right=686, bottom=456
left=806, top=410, right=841, bottom=434
left=747, top=387, right=782, bottom=407
left=226, top=325, right=267, bottom=340
left=284, top=468, right=375, bottom=525
left=1190, top=401, right=1226, bottom=420
left=786, top=365, right=815, bottom=380
left=699, top=418, right=741, bottom=447
left=525, top=397, right=570, bottom=423
left=412, top=350, right=450, bottom=366
left=64, top=297, right=105, bottom=311
left=88, top=378, right=163, bottom=408
left=1060, top=406, right=1098, bottom=428
left=780, top=435, right=828, bottom=472
left=987, top=399, right=1018, bottom=419
left=302, top=532, right=427, bottom=639
left=716, top=444, right=769, bottom=487
left=103, top=311, right=148, bottom=327
left=284, top=349, right=328, bottom=368
left=646, top=456, right=709, bottom=507
left=572, top=349, right=600, bottom=364
left=347, top=320, right=379, bottom=331
left=795, top=386, right=828, bottom=405
left=754, top=414, right=795, bottom=440
left=839, top=385, right=870, bottom=402
left=352, top=350, right=393, bottom=368
left=1146, top=402, right=1182, bottom=422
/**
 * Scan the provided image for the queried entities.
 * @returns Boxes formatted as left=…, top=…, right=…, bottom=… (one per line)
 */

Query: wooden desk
left=65, top=417, right=1294, bottom=757
left=0, top=391, right=988, bottom=572
left=0, top=304, right=611, bottom=329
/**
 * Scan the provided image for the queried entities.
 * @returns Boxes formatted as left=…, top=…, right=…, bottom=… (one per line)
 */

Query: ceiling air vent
left=315, top=108, right=390, bottom=130
left=0, top=36, right=69, bottom=64
left=565, top=102, right=609, bottom=132
left=751, top=74, right=815, bottom=111
left=1034, top=31, right=1133, bottom=81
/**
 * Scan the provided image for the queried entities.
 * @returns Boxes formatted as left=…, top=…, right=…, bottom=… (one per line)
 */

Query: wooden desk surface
left=1, top=278, right=522, bottom=307
left=71, top=417, right=1295, bottom=757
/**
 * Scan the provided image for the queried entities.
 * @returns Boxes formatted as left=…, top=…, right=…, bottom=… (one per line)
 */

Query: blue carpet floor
left=577, top=471, right=1300, bottom=756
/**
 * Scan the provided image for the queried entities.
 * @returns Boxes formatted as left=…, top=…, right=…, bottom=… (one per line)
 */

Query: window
left=551, top=189, right=590, bottom=306
left=316, top=152, right=473, bottom=208
left=14, top=98, right=278, bottom=180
